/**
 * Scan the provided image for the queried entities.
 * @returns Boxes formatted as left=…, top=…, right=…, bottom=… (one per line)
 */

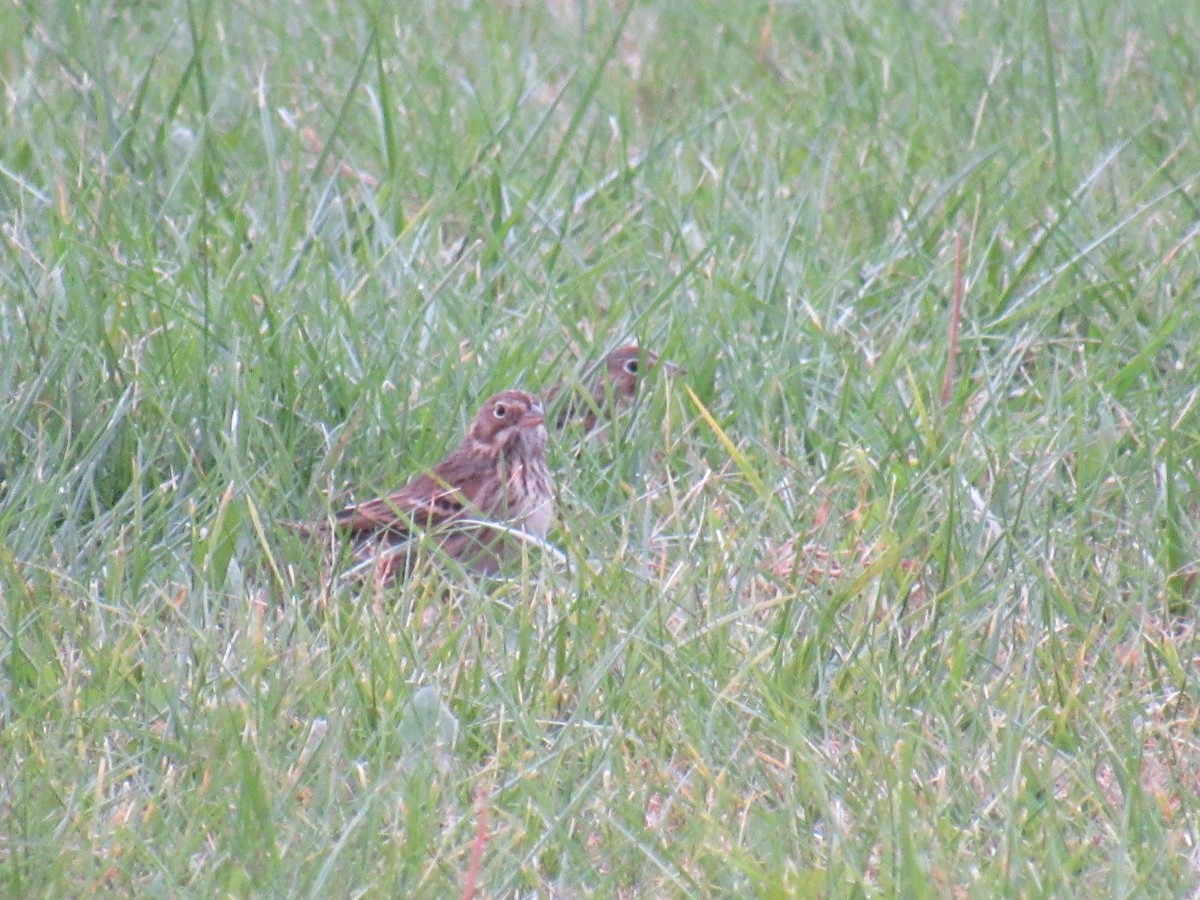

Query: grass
left=3, top=0, right=1200, bottom=895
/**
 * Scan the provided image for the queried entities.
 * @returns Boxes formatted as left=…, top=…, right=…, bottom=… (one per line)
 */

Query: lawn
left=2, top=0, right=1199, bottom=895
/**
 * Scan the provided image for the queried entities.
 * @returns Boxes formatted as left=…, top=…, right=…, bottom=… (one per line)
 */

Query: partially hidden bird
left=547, top=345, right=681, bottom=437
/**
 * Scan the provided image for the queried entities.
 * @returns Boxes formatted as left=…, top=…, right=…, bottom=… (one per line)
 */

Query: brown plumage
left=300, top=389, right=553, bottom=580
left=548, top=345, right=680, bottom=436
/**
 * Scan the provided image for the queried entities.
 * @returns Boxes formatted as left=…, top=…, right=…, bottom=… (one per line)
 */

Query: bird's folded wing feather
left=332, top=473, right=469, bottom=536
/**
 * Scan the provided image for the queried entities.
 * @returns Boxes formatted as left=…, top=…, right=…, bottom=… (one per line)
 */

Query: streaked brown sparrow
left=548, top=345, right=680, bottom=436
left=299, top=389, right=554, bottom=580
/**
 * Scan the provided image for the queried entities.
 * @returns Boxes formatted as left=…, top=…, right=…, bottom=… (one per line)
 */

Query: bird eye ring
left=493, top=403, right=508, bottom=418
left=624, top=360, right=639, bottom=374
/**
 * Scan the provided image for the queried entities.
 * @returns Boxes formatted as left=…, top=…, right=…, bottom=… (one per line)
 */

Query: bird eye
left=624, top=359, right=639, bottom=375
left=493, top=403, right=508, bottom=418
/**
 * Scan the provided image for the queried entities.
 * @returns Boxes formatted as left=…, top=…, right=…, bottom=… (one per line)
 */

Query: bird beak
left=661, top=360, right=684, bottom=377
left=522, top=404, right=546, bottom=427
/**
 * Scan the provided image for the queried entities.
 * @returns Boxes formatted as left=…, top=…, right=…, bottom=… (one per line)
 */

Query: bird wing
left=331, top=472, right=470, bottom=537
left=329, top=439, right=504, bottom=538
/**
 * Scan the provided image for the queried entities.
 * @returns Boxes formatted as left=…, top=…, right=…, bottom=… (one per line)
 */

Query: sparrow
left=299, top=389, right=554, bottom=580
left=548, top=345, right=681, bottom=436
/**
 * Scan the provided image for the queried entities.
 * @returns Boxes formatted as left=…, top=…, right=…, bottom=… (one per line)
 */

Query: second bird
left=548, top=345, right=679, bottom=437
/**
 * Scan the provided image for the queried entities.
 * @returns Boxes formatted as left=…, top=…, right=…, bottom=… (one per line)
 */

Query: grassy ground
left=3, top=0, right=1199, bottom=895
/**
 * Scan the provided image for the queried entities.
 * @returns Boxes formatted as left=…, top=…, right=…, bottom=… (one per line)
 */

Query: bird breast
left=505, top=456, right=553, bottom=538
left=521, top=488, right=553, bottom=537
